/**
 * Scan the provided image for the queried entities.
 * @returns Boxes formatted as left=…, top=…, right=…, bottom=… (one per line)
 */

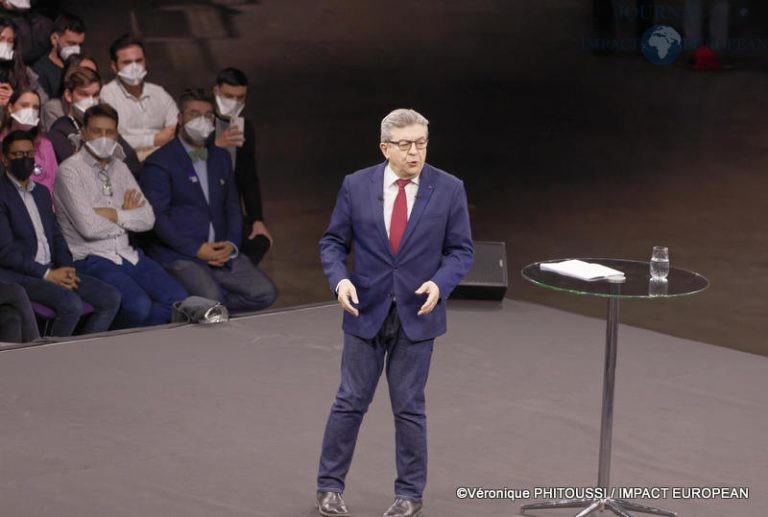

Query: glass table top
left=521, top=258, right=709, bottom=299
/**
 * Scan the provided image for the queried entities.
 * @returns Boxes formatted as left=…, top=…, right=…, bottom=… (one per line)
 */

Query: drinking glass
left=650, top=246, right=669, bottom=281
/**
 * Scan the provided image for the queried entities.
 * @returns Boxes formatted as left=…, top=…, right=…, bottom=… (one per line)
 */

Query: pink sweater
left=31, top=136, right=58, bottom=197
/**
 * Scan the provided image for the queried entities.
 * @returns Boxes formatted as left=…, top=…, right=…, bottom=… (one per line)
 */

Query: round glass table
left=520, top=258, right=709, bottom=517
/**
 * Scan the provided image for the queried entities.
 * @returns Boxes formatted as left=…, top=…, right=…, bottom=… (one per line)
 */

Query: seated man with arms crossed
left=55, top=104, right=187, bottom=328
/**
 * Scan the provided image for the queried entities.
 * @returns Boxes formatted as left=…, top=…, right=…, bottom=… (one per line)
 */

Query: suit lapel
left=368, top=163, right=390, bottom=253
left=173, top=138, right=209, bottom=207
left=399, top=165, right=434, bottom=254
left=1, top=175, right=35, bottom=249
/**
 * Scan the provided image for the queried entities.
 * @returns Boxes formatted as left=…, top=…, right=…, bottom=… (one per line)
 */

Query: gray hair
left=380, top=108, right=429, bottom=142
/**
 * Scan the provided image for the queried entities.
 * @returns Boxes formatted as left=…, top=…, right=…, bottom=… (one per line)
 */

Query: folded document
left=540, top=260, right=625, bottom=281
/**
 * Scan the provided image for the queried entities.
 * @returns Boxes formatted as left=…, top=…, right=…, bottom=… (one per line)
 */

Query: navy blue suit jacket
left=141, top=137, right=242, bottom=267
left=0, top=172, right=72, bottom=278
left=320, top=162, right=473, bottom=341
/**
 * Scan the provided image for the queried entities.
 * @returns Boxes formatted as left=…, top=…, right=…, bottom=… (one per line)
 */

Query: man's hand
left=247, top=220, right=273, bottom=244
left=214, top=124, right=245, bottom=148
left=153, top=126, right=176, bottom=147
left=415, top=281, right=440, bottom=316
left=336, top=279, right=359, bottom=317
left=197, top=242, right=234, bottom=267
left=0, top=83, right=13, bottom=106
left=45, top=267, right=79, bottom=290
left=122, top=189, right=146, bottom=210
left=93, top=207, right=118, bottom=223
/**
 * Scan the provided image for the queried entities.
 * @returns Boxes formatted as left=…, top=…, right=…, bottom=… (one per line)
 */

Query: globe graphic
left=641, top=25, right=682, bottom=65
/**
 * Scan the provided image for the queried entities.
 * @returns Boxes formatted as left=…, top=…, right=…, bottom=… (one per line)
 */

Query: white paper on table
left=540, top=260, right=625, bottom=281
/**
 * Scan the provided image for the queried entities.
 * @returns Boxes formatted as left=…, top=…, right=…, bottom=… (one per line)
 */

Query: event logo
left=641, top=25, right=682, bottom=65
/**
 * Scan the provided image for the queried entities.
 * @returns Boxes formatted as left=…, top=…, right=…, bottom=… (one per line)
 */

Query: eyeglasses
left=386, top=138, right=428, bottom=152
left=185, top=110, right=215, bottom=121
left=7, top=151, right=34, bottom=159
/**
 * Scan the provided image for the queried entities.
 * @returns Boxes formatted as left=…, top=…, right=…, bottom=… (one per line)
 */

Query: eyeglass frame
left=384, top=138, right=429, bottom=152
left=6, top=150, right=35, bottom=159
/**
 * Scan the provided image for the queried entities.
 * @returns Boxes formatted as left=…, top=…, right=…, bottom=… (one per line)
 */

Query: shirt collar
left=6, top=172, right=35, bottom=192
left=79, top=145, right=112, bottom=172
left=116, top=79, right=149, bottom=101
left=179, top=136, right=208, bottom=157
left=384, top=163, right=420, bottom=187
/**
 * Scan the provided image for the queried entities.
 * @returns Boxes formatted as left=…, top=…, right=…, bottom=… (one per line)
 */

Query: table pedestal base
left=520, top=497, right=676, bottom=517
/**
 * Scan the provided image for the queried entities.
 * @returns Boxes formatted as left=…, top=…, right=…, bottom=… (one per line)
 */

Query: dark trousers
left=317, top=304, right=434, bottom=501
left=75, top=252, right=188, bottom=329
left=1, top=271, right=121, bottom=337
left=0, top=281, right=39, bottom=343
left=165, top=254, right=277, bottom=312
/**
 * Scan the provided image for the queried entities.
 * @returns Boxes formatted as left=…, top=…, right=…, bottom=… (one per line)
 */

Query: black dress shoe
left=316, top=490, right=350, bottom=516
left=383, top=497, right=423, bottom=517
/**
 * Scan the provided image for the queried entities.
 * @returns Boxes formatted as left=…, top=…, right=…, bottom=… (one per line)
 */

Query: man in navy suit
left=316, top=109, right=473, bottom=517
left=141, top=89, right=276, bottom=311
left=0, top=130, right=121, bottom=336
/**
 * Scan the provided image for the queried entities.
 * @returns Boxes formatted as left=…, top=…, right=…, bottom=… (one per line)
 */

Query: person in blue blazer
left=140, top=89, right=276, bottom=311
left=0, top=130, right=121, bottom=336
left=315, top=109, right=474, bottom=517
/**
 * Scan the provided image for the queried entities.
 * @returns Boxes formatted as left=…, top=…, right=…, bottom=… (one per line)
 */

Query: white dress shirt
left=100, top=79, right=179, bottom=151
left=383, top=163, right=420, bottom=237
left=335, top=163, right=421, bottom=294
left=55, top=147, right=155, bottom=265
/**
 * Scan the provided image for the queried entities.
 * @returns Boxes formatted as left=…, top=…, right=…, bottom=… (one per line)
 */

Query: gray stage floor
left=0, top=300, right=765, bottom=516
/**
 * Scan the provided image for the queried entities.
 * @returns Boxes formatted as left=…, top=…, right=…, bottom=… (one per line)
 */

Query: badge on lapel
left=219, top=179, right=226, bottom=187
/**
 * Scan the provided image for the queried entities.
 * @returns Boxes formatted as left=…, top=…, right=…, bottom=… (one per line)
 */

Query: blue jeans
left=317, top=304, right=434, bottom=501
left=165, top=255, right=277, bottom=311
left=0, top=270, right=121, bottom=337
left=75, top=252, right=188, bottom=329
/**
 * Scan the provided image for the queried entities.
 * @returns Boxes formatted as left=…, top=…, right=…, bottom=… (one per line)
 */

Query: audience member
left=31, top=12, right=85, bottom=99
left=0, top=279, right=39, bottom=343
left=0, top=0, right=52, bottom=65
left=0, top=130, right=121, bottom=336
left=0, top=88, right=57, bottom=196
left=142, top=89, right=276, bottom=312
left=0, top=15, right=48, bottom=111
left=41, top=53, right=97, bottom=130
left=212, top=67, right=272, bottom=266
left=100, top=34, right=177, bottom=161
left=48, top=66, right=141, bottom=177
left=54, top=104, right=187, bottom=328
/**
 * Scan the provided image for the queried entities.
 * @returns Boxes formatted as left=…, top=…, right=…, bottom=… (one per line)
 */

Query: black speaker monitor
left=450, top=241, right=508, bottom=301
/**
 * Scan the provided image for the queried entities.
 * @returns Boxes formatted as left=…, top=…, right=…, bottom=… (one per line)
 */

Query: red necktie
left=389, top=179, right=410, bottom=254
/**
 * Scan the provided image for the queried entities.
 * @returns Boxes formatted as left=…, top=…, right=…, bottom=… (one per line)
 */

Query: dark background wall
left=57, top=0, right=768, bottom=355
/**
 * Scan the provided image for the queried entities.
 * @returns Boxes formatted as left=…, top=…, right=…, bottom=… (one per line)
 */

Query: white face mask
left=59, top=44, right=81, bottom=61
left=0, top=42, right=14, bottom=61
left=184, top=116, right=215, bottom=144
left=86, top=137, right=118, bottom=159
left=6, top=0, right=30, bottom=9
left=11, top=107, right=39, bottom=128
left=117, top=62, right=147, bottom=86
left=73, top=96, right=98, bottom=118
left=215, top=94, right=244, bottom=119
